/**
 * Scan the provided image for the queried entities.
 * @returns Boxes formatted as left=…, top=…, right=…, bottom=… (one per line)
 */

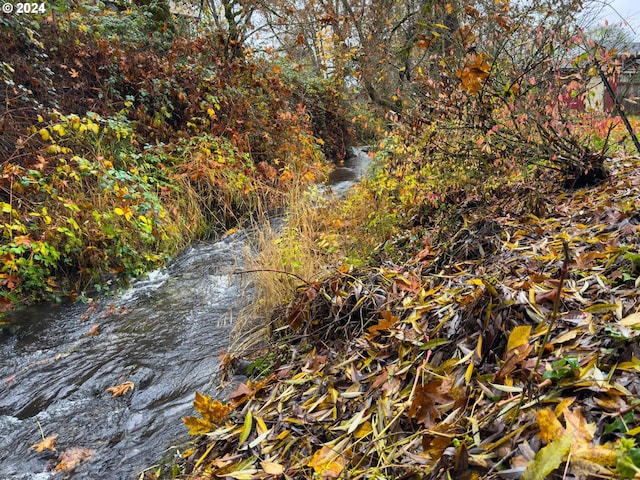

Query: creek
left=0, top=148, right=370, bottom=479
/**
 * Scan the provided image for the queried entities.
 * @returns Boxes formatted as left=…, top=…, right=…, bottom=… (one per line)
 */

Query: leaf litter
left=174, top=156, right=640, bottom=479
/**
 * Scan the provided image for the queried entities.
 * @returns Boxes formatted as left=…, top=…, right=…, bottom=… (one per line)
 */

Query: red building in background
left=564, top=42, right=640, bottom=114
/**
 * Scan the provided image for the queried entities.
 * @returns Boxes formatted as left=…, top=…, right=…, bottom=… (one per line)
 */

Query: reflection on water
left=324, top=147, right=371, bottom=198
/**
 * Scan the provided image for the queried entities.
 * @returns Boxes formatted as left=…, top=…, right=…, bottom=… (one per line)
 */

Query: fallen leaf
left=238, top=410, right=253, bottom=445
left=354, top=420, right=373, bottom=439
left=227, top=382, right=254, bottom=402
left=535, top=407, right=618, bottom=473
left=308, top=444, right=346, bottom=478
left=367, top=311, right=399, bottom=337
left=106, top=381, right=134, bottom=397
left=30, top=434, right=58, bottom=453
left=224, top=468, right=259, bottom=479
left=85, top=324, right=99, bottom=336
left=260, top=460, right=284, bottom=475
left=495, top=343, right=534, bottom=381
left=182, top=391, right=233, bottom=435
left=619, top=312, right=640, bottom=327
left=507, top=325, right=531, bottom=352
left=536, top=408, right=566, bottom=444
left=535, top=289, right=558, bottom=304
left=522, top=431, right=573, bottom=480
left=54, top=447, right=94, bottom=472
left=409, top=379, right=450, bottom=427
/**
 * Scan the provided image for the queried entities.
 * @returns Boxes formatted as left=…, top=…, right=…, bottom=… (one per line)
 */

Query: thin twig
left=36, top=420, right=45, bottom=441
left=533, top=239, right=571, bottom=376
left=508, top=240, right=571, bottom=428
left=233, top=268, right=311, bottom=286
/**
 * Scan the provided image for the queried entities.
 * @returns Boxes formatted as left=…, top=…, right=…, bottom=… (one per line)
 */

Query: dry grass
left=229, top=181, right=351, bottom=355
left=180, top=154, right=640, bottom=480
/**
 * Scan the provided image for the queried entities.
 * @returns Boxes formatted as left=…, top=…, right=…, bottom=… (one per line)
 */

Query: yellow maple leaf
left=457, top=54, right=491, bottom=94
left=30, top=434, right=58, bottom=453
left=307, top=438, right=349, bottom=478
left=534, top=407, right=617, bottom=471
left=182, top=416, right=213, bottom=436
left=308, top=445, right=345, bottom=478
left=194, top=391, right=232, bottom=423
left=182, top=391, right=233, bottom=435
left=106, top=381, right=134, bottom=397
left=536, top=408, right=565, bottom=443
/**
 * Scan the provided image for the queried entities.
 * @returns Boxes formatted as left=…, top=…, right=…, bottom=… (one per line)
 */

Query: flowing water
left=0, top=148, right=370, bottom=479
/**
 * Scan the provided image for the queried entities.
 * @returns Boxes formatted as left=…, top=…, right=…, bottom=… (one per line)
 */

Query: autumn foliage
left=178, top=151, right=640, bottom=479
left=171, top=1, right=640, bottom=479
left=5, top=0, right=640, bottom=478
left=0, top=2, right=355, bottom=304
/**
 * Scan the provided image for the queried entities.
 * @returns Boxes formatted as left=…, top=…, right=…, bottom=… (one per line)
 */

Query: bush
left=0, top=0, right=335, bottom=304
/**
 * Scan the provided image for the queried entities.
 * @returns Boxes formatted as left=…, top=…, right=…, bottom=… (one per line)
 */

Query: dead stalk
left=508, top=239, right=571, bottom=427
left=533, top=239, right=571, bottom=375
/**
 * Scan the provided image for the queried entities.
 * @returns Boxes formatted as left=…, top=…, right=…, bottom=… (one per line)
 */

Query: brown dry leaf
left=414, top=244, right=435, bottom=263
left=227, top=382, right=254, bottom=402
left=366, top=311, right=399, bottom=337
left=54, top=447, right=94, bottom=473
left=370, top=367, right=391, bottom=390
left=106, top=381, right=134, bottom=397
left=450, top=442, right=472, bottom=480
left=575, top=251, right=608, bottom=269
left=495, top=14, right=512, bottom=30
left=535, top=288, right=559, bottom=304
left=30, top=434, right=58, bottom=453
left=394, top=273, right=421, bottom=293
left=409, top=379, right=450, bottom=427
left=563, top=408, right=594, bottom=443
left=495, top=343, right=534, bottom=381
left=85, top=324, right=99, bottom=336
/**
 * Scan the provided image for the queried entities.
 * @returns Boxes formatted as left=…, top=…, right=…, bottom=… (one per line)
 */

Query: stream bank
left=0, top=149, right=371, bottom=479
